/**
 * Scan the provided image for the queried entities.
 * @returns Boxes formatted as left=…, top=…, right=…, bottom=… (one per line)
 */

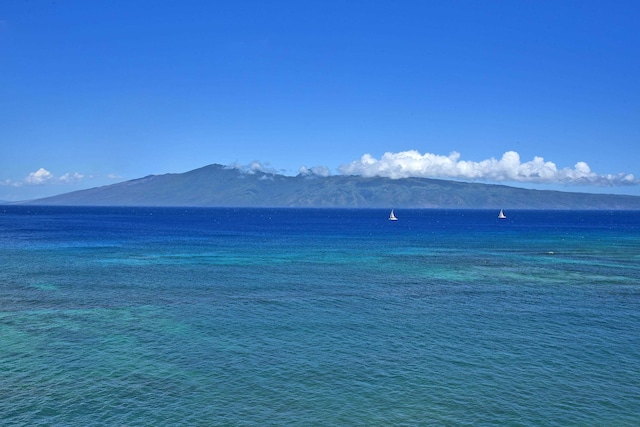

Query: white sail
left=389, top=210, right=398, bottom=221
left=498, top=209, right=506, bottom=219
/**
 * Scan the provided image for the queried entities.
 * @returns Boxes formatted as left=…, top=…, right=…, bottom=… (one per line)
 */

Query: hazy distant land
left=18, top=164, right=640, bottom=209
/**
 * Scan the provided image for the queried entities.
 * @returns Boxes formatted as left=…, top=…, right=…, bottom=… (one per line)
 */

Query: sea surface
left=1, top=206, right=639, bottom=426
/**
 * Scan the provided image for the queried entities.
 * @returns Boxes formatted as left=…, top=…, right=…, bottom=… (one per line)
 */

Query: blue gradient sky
left=2, top=0, right=639, bottom=201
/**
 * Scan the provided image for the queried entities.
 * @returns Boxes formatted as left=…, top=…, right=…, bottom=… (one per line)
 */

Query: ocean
left=1, top=206, right=639, bottom=426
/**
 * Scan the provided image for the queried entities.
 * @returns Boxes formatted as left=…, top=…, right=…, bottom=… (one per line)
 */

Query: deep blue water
left=1, top=206, right=639, bottom=426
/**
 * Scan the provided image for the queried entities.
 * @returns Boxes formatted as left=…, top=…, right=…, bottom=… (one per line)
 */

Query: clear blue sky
left=2, top=0, right=639, bottom=201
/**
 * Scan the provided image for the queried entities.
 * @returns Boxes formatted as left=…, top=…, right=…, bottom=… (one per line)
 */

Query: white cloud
left=338, top=150, right=637, bottom=186
left=299, top=165, right=331, bottom=177
left=231, top=161, right=278, bottom=175
left=6, top=168, right=90, bottom=186
left=24, top=168, right=54, bottom=185
left=59, top=172, right=84, bottom=183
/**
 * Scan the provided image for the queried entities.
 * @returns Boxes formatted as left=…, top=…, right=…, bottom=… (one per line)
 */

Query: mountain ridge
left=21, top=163, right=640, bottom=209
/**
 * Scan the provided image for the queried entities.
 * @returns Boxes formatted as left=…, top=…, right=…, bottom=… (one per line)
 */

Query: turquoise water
left=1, top=207, right=639, bottom=425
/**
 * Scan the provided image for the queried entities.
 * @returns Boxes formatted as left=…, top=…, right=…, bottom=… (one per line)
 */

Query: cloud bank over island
left=337, top=150, right=637, bottom=187
left=4, top=150, right=638, bottom=195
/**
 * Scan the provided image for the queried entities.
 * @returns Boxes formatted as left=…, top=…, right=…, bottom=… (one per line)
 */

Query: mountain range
left=22, top=164, right=640, bottom=209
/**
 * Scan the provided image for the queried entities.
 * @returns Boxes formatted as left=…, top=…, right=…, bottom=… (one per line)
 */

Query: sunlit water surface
left=1, top=207, right=639, bottom=425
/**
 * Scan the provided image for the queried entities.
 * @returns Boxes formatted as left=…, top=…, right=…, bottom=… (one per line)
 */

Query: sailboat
left=498, top=209, right=506, bottom=219
left=388, top=209, right=398, bottom=221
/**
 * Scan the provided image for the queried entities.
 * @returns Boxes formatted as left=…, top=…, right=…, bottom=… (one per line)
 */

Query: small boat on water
left=388, top=210, right=398, bottom=221
left=498, top=209, right=506, bottom=219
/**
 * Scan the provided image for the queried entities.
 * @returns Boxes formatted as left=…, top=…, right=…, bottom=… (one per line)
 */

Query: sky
left=1, top=0, right=639, bottom=201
